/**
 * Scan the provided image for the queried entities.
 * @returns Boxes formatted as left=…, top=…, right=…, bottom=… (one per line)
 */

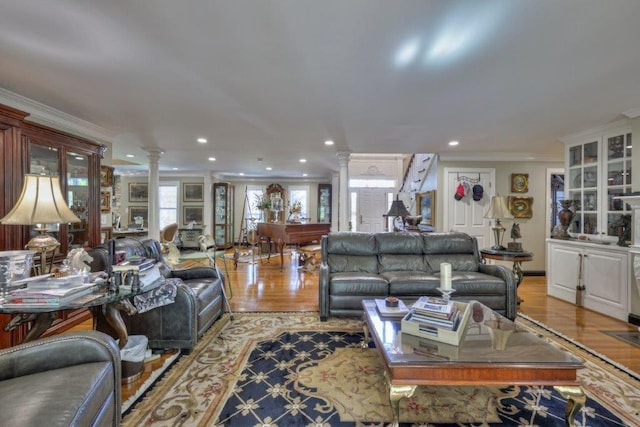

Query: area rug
left=122, top=312, right=640, bottom=426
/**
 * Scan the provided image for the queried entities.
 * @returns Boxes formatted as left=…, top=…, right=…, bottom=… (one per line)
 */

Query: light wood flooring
left=76, top=248, right=640, bottom=403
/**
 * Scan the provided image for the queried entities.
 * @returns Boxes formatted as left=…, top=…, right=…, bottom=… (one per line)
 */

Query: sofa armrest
left=0, top=330, right=121, bottom=380
left=319, top=262, right=330, bottom=321
left=478, top=264, right=518, bottom=319
left=170, top=266, right=220, bottom=281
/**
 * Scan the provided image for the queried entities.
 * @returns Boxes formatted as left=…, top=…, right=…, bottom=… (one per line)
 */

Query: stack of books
left=112, top=257, right=155, bottom=273
left=401, top=296, right=471, bottom=345
left=410, top=296, right=462, bottom=331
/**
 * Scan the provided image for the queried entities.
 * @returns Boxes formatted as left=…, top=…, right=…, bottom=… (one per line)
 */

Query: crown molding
left=0, top=88, right=116, bottom=144
left=439, top=151, right=563, bottom=163
left=560, top=118, right=631, bottom=144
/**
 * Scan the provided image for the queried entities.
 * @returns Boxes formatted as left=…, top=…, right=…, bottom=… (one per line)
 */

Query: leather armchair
left=0, top=331, right=121, bottom=427
left=89, top=237, right=224, bottom=351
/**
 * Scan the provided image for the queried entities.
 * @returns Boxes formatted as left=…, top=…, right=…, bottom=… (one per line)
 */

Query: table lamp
left=0, top=174, right=81, bottom=267
left=386, top=197, right=410, bottom=231
left=484, top=195, right=513, bottom=250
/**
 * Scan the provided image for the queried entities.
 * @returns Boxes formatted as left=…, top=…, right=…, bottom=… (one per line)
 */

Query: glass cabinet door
left=212, top=183, right=234, bottom=248
left=605, top=132, right=632, bottom=238
left=66, top=151, right=89, bottom=247
left=317, top=184, right=331, bottom=223
left=567, top=140, right=599, bottom=235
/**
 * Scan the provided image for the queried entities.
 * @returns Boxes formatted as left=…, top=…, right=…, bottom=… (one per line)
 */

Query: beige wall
left=438, top=160, right=564, bottom=272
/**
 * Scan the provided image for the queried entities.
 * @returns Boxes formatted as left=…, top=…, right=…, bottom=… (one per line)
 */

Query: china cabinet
left=317, top=183, right=332, bottom=223
left=546, top=119, right=633, bottom=321
left=0, top=104, right=104, bottom=349
left=564, top=122, right=632, bottom=239
left=212, top=183, right=234, bottom=248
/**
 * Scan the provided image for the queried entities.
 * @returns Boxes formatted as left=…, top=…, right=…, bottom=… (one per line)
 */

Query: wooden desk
left=257, top=223, right=330, bottom=271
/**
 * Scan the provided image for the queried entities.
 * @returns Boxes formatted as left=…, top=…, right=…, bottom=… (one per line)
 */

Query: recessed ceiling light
left=448, top=140, right=459, bottom=146
left=172, top=167, right=178, bottom=170
left=300, top=158, right=307, bottom=163
left=303, top=173, right=308, bottom=177
left=75, top=156, right=83, bottom=160
left=126, top=154, right=135, bottom=158
left=239, top=172, right=245, bottom=176
left=208, top=157, right=216, bottom=161
left=197, top=138, right=207, bottom=143
left=266, top=167, right=272, bottom=171
left=325, top=140, right=334, bottom=146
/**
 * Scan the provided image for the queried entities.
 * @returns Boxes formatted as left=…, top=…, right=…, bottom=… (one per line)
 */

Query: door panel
left=443, top=168, right=494, bottom=249
left=355, top=188, right=388, bottom=232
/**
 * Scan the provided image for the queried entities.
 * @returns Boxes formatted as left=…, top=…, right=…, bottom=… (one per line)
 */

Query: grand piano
left=257, top=222, right=331, bottom=271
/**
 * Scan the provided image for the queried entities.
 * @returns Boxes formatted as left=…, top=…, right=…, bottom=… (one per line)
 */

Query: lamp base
left=491, top=245, right=506, bottom=251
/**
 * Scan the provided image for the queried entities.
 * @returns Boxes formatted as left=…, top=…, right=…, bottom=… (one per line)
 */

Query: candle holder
left=436, top=287, right=456, bottom=301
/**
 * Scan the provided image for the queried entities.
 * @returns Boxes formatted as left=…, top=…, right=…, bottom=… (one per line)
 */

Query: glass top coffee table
left=361, top=299, right=585, bottom=427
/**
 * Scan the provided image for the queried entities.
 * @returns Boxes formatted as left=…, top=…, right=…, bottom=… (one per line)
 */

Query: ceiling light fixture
left=324, top=140, right=334, bottom=146
left=208, top=157, right=216, bottom=161
left=266, top=167, right=272, bottom=171
left=239, top=172, right=245, bottom=176
left=197, top=138, right=207, bottom=143
left=448, top=140, right=459, bottom=146
left=126, top=154, right=135, bottom=158
left=300, top=158, right=307, bottom=163
left=303, top=173, right=308, bottom=177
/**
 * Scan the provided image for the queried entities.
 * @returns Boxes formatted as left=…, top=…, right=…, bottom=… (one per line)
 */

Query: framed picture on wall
left=100, top=165, right=114, bottom=188
left=100, top=191, right=111, bottom=212
left=416, top=190, right=436, bottom=226
left=183, top=206, right=204, bottom=225
left=183, top=183, right=204, bottom=202
left=129, top=182, right=148, bottom=202
left=128, top=206, right=148, bottom=227
left=511, top=173, right=529, bottom=193
left=508, top=196, right=533, bottom=218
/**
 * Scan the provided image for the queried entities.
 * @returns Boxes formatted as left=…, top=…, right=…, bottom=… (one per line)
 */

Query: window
left=288, top=185, right=309, bottom=220
left=159, top=182, right=178, bottom=228
left=247, top=186, right=266, bottom=224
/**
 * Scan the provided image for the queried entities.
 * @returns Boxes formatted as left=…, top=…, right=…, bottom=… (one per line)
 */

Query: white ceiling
left=2, top=0, right=640, bottom=179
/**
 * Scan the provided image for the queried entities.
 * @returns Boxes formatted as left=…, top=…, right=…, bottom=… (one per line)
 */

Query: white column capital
left=336, top=151, right=351, bottom=166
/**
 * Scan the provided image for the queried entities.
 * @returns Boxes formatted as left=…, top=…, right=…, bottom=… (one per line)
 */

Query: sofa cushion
left=382, top=271, right=440, bottom=296
left=329, top=273, right=388, bottom=295
left=425, top=253, right=479, bottom=272
left=326, top=232, right=377, bottom=255
left=376, top=232, right=424, bottom=254
left=378, top=254, right=429, bottom=273
left=327, top=254, right=378, bottom=273
left=451, top=272, right=507, bottom=294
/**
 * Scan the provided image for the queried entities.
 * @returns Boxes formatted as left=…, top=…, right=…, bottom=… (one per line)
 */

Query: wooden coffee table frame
left=361, top=300, right=585, bottom=427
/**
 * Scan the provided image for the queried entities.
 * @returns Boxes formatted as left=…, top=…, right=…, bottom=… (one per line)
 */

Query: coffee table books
left=402, top=300, right=472, bottom=345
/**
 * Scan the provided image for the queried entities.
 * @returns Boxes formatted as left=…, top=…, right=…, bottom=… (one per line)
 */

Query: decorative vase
left=557, top=200, right=575, bottom=238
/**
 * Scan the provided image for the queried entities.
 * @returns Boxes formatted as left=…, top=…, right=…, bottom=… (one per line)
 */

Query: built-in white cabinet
left=547, top=239, right=629, bottom=321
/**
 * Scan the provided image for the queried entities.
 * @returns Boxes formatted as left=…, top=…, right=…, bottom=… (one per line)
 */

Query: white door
left=443, top=167, right=495, bottom=249
left=353, top=188, right=388, bottom=232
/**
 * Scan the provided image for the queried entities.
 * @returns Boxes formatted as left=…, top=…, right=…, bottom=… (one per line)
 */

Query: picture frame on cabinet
left=129, top=182, right=148, bottom=202
left=100, top=191, right=111, bottom=212
left=128, top=206, right=148, bottom=227
left=183, top=183, right=204, bottom=202
left=508, top=196, right=533, bottom=218
left=184, top=206, right=204, bottom=225
left=416, top=190, right=436, bottom=226
left=511, top=173, right=529, bottom=193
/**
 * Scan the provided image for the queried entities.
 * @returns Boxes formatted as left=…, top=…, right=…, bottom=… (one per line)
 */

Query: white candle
left=440, top=262, right=452, bottom=290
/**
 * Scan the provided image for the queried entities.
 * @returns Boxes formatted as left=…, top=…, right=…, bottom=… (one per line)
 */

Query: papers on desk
left=2, top=278, right=98, bottom=307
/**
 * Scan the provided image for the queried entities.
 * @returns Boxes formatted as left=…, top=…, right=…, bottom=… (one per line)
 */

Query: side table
left=480, top=248, right=533, bottom=287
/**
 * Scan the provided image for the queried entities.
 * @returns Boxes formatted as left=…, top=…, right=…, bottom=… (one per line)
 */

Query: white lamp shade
left=484, top=196, right=514, bottom=220
left=0, top=174, right=81, bottom=225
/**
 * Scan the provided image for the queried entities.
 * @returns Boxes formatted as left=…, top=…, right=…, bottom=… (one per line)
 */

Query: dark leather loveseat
left=0, top=331, right=121, bottom=427
left=89, top=237, right=224, bottom=351
left=319, top=231, right=517, bottom=321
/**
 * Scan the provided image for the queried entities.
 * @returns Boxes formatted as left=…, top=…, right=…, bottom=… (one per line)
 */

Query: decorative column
left=614, top=194, right=640, bottom=324
left=331, top=171, right=339, bottom=231
left=336, top=151, right=351, bottom=231
left=144, top=148, right=164, bottom=241
left=203, top=174, right=213, bottom=236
